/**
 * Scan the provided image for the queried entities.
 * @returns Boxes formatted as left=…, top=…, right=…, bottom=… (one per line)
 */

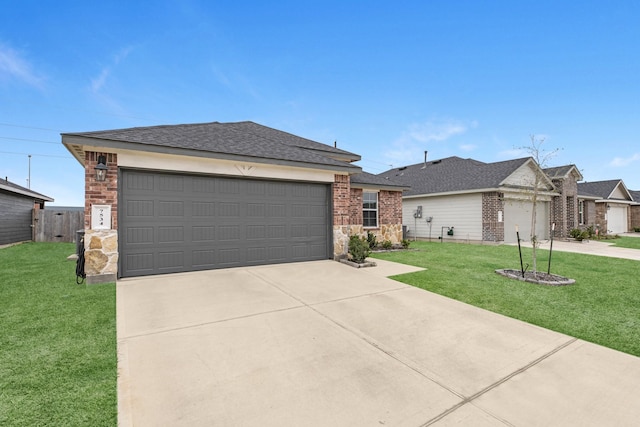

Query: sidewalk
left=516, top=237, right=640, bottom=261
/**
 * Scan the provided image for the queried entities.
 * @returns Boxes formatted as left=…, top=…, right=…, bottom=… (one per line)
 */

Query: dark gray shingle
left=577, top=180, right=624, bottom=199
left=377, top=156, right=532, bottom=196
left=63, top=121, right=360, bottom=170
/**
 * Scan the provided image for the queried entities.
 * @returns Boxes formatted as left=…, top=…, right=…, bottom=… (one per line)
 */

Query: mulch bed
left=495, top=269, right=575, bottom=286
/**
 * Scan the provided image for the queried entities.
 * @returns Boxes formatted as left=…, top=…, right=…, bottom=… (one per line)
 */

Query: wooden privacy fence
left=34, top=209, right=84, bottom=243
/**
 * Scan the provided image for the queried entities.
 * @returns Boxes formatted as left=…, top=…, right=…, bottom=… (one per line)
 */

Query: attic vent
left=432, top=160, right=442, bottom=165
left=398, top=166, right=407, bottom=171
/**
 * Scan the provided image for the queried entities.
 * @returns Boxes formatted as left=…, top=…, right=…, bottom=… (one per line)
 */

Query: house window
left=363, top=191, right=378, bottom=228
left=578, top=200, right=584, bottom=225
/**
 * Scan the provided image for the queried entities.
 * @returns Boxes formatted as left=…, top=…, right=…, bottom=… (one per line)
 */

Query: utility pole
left=28, top=154, right=32, bottom=189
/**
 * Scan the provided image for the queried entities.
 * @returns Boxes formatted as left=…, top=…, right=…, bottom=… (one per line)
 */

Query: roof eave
left=62, top=135, right=361, bottom=174
left=0, top=183, right=54, bottom=202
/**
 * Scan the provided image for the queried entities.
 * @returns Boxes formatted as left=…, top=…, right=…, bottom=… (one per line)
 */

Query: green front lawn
left=611, top=235, right=640, bottom=250
left=372, top=241, right=640, bottom=357
left=0, top=243, right=116, bottom=426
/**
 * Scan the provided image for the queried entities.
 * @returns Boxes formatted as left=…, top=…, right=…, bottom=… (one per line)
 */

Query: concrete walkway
left=515, top=235, right=640, bottom=261
left=117, top=260, right=640, bottom=426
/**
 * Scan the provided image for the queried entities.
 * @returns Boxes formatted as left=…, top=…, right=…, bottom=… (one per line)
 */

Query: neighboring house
left=62, top=121, right=406, bottom=283
left=378, top=156, right=559, bottom=244
left=0, top=178, right=54, bottom=245
left=577, top=180, right=634, bottom=234
left=630, top=190, right=640, bottom=230
left=543, top=164, right=583, bottom=237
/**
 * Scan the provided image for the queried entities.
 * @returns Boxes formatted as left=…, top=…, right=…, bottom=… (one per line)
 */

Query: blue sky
left=1, top=1, right=639, bottom=206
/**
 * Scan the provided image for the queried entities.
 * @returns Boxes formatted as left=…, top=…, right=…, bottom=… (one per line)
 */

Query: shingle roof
left=577, top=180, right=625, bottom=199
left=377, top=156, right=533, bottom=196
left=629, top=190, right=640, bottom=203
left=350, top=171, right=409, bottom=190
left=0, top=178, right=53, bottom=202
left=544, top=164, right=582, bottom=180
left=63, top=121, right=360, bottom=171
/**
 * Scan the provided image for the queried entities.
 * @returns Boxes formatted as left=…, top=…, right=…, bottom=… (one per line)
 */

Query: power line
left=0, top=122, right=63, bottom=132
left=0, top=150, right=72, bottom=159
left=0, top=136, right=59, bottom=144
left=0, top=98, right=155, bottom=121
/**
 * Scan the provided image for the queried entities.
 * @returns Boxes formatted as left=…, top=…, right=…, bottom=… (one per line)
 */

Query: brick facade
left=83, top=151, right=119, bottom=284
left=631, top=205, right=640, bottom=231
left=595, top=203, right=607, bottom=234
left=550, top=176, right=578, bottom=238
left=332, top=174, right=350, bottom=226
left=379, top=190, right=402, bottom=225
left=333, top=175, right=405, bottom=258
left=482, top=192, right=504, bottom=242
left=349, top=188, right=363, bottom=225
left=84, top=152, right=118, bottom=230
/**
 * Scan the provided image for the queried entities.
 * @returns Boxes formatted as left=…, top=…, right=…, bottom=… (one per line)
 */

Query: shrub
left=382, top=240, right=393, bottom=250
left=634, top=227, right=640, bottom=232
left=569, top=228, right=589, bottom=241
left=349, top=235, right=370, bottom=263
left=366, top=231, right=377, bottom=249
left=401, top=239, right=411, bottom=249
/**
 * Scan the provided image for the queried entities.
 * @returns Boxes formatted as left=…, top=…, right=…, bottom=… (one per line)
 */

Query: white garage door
left=504, top=200, right=549, bottom=243
left=607, top=205, right=627, bottom=234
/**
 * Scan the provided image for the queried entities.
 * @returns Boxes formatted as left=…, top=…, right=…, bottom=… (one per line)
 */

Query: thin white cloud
left=460, top=144, right=476, bottom=152
left=384, top=118, right=475, bottom=166
left=407, top=119, right=468, bottom=143
left=90, top=46, right=134, bottom=94
left=210, top=63, right=261, bottom=100
left=609, top=153, right=640, bottom=167
left=497, top=148, right=528, bottom=159
left=90, top=68, right=110, bottom=92
left=0, top=42, right=44, bottom=88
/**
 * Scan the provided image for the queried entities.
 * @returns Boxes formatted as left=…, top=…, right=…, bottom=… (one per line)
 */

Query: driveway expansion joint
left=419, top=337, right=579, bottom=426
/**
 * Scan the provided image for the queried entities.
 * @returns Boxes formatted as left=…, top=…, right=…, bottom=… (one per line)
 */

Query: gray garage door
left=119, top=170, right=331, bottom=278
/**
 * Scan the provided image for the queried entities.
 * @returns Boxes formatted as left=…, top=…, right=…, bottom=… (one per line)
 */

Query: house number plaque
left=91, top=204, right=112, bottom=230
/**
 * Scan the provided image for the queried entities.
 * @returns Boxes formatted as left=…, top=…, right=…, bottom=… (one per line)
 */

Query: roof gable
left=544, top=164, right=583, bottom=181
left=501, top=159, right=555, bottom=191
left=578, top=180, right=632, bottom=201
left=377, top=156, right=549, bottom=197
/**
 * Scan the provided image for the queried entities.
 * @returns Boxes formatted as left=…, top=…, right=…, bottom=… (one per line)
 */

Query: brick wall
left=550, top=176, right=578, bottom=238
left=332, top=174, right=350, bottom=226
left=349, top=188, right=363, bottom=225
left=379, top=190, right=402, bottom=225
left=631, top=205, right=640, bottom=230
left=595, top=203, right=607, bottom=234
left=482, top=192, right=504, bottom=241
left=334, top=175, right=405, bottom=255
left=85, top=152, right=118, bottom=229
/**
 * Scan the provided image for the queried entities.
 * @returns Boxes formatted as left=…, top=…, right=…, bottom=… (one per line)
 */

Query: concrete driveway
left=117, top=260, right=640, bottom=426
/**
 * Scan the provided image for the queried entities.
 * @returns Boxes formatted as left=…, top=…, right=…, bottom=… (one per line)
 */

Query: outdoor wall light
left=95, top=155, right=108, bottom=182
